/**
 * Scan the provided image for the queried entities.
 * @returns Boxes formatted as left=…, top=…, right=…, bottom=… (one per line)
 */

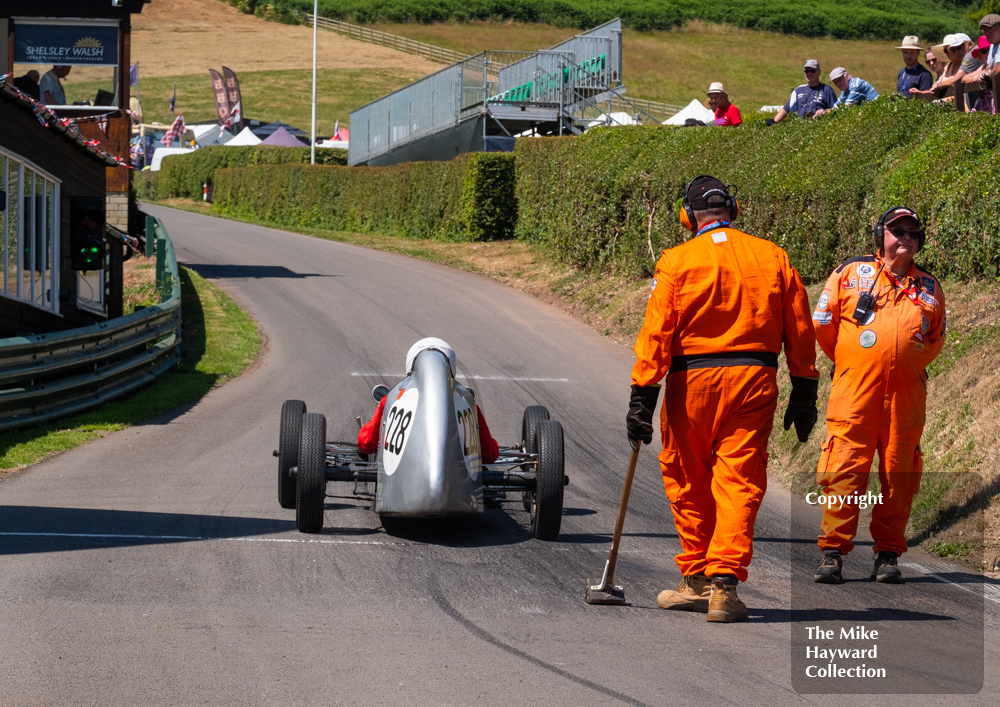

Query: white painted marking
left=0, top=531, right=410, bottom=546
left=902, top=562, right=1000, bottom=605
left=351, top=372, right=571, bottom=382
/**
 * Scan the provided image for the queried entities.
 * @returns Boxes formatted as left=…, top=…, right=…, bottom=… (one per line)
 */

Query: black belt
left=669, top=351, right=779, bottom=373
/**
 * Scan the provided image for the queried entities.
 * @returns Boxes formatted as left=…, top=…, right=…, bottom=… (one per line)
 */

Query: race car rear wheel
left=296, top=412, right=327, bottom=534
left=278, top=399, right=306, bottom=509
left=530, top=419, right=564, bottom=540
left=521, top=406, right=549, bottom=512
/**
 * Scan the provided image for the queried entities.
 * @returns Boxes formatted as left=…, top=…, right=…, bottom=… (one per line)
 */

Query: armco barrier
left=0, top=214, right=182, bottom=432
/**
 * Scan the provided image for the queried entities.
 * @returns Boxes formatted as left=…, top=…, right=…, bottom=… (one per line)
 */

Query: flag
left=222, top=67, right=244, bottom=131
left=334, top=120, right=339, bottom=137
left=129, top=64, right=138, bottom=86
left=209, top=69, right=230, bottom=126
left=162, top=113, right=185, bottom=147
left=218, top=101, right=241, bottom=137
left=169, top=83, right=176, bottom=113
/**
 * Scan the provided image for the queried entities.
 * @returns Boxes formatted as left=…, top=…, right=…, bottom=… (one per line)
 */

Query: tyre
left=277, top=399, right=306, bottom=509
left=530, top=419, right=564, bottom=540
left=296, top=412, right=327, bottom=533
left=521, top=405, right=549, bottom=512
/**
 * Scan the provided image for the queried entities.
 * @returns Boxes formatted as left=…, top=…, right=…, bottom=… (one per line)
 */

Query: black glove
left=765, top=118, right=776, bottom=126
left=783, top=376, right=819, bottom=443
left=626, top=384, right=661, bottom=451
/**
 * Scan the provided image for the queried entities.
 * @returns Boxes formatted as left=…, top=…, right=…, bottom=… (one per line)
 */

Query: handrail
left=0, top=213, right=183, bottom=432
left=305, top=13, right=682, bottom=121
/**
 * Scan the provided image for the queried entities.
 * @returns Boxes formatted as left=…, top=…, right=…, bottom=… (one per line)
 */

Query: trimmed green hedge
left=155, top=145, right=347, bottom=200
left=211, top=152, right=516, bottom=241
left=515, top=98, right=1000, bottom=283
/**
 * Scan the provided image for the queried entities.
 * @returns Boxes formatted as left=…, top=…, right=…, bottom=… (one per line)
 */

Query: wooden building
left=0, top=1, right=150, bottom=336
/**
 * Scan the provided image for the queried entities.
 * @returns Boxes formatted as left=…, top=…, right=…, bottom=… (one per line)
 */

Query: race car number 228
left=383, top=388, right=419, bottom=476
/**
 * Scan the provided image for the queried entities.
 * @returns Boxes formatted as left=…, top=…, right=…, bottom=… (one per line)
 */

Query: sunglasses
left=888, top=226, right=922, bottom=239
left=804, top=68, right=818, bottom=73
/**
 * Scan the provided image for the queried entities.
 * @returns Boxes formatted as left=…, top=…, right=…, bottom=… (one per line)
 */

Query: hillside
left=231, top=0, right=974, bottom=40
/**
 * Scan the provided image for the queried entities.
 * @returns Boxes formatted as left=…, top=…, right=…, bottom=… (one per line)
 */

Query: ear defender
left=680, top=202, right=695, bottom=231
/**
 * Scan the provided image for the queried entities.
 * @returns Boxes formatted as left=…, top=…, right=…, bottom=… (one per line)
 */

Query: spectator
left=910, top=35, right=968, bottom=102
left=769, top=60, right=837, bottom=124
left=40, top=65, right=71, bottom=106
left=967, top=34, right=997, bottom=113
left=925, top=50, right=944, bottom=80
left=830, top=67, right=880, bottom=107
left=979, top=14, right=1000, bottom=76
left=896, top=36, right=933, bottom=97
left=707, top=82, right=742, bottom=126
left=12, top=70, right=40, bottom=101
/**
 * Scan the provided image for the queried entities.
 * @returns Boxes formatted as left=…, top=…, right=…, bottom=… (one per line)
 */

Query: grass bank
left=152, top=196, right=1000, bottom=573
left=0, top=266, right=261, bottom=474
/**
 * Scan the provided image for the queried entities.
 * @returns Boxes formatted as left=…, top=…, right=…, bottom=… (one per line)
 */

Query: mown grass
left=69, top=67, right=424, bottom=134
left=0, top=267, right=260, bottom=472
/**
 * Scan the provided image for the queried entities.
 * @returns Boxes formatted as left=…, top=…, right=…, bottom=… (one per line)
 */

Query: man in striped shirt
left=830, top=67, right=880, bottom=108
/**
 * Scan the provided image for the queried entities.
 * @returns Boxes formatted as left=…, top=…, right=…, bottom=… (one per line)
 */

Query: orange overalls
left=632, top=224, right=818, bottom=581
left=813, top=256, right=945, bottom=555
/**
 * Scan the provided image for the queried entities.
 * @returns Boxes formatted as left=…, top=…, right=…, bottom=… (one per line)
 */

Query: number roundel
left=382, top=388, right=419, bottom=476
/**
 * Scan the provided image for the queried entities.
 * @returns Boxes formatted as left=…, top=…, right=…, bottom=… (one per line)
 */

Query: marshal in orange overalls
left=813, top=256, right=946, bottom=555
left=632, top=225, right=818, bottom=581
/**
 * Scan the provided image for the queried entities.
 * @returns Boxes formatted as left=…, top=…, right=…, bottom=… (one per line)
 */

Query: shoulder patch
left=835, top=255, right=877, bottom=274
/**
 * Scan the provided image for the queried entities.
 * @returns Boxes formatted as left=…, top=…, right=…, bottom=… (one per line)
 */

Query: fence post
left=955, top=79, right=966, bottom=112
left=145, top=215, right=155, bottom=257
left=994, top=74, right=1000, bottom=115
left=155, top=237, right=166, bottom=292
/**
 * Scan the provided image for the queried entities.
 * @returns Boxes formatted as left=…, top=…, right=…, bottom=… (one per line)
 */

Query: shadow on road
left=185, top=264, right=333, bottom=280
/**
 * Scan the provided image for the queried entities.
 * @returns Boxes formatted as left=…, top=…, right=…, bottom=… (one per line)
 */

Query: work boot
left=706, top=576, right=748, bottom=623
left=871, top=551, right=903, bottom=583
left=813, top=551, right=844, bottom=584
left=656, top=574, right=711, bottom=612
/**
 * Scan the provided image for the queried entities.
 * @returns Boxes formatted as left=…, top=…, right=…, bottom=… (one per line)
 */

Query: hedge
left=226, top=0, right=969, bottom=41
left=515, top=98, right=1000, bottom=283
left=151, top=145, right=347, bottom=200
left=210, top=152, right=516, bottom=241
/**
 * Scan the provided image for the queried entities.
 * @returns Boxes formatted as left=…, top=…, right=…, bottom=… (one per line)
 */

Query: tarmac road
left=1, top=206, right=997, bottom=706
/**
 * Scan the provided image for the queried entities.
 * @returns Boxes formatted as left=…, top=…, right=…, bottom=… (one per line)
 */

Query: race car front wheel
left=521, top=406, right=550, bottom=512
left=296, top=412, right=327, bottom=533
left=530, top=419, right=564, bottom=541
left=278, top=399, right=306, bottom=509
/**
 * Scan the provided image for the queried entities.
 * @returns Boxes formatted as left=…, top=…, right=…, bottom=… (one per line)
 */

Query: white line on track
left=351, top=372, right=571, bottom=382
left=0, top=531, right=410, bottom=546
left=901, top=562, right=1000, bottom=605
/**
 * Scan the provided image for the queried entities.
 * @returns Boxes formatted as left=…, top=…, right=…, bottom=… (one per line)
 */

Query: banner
left=15, top=22, right=119, bottom=66
left=209, top=69, right=230, bottom=126
left=222, top=67, right=245, bottom=132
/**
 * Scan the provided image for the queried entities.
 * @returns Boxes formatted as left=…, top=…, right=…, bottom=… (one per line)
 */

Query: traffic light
left=70, top=198, right=106, bottom=271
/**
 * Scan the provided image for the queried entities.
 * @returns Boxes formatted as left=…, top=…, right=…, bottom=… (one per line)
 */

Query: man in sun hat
left=769, top=59, right=837, bottom=123
left=707, top=82, right=742, bottom=126
left=830, top=67, right=879, bottom=108
left=896, top=36, right=933, bottom=97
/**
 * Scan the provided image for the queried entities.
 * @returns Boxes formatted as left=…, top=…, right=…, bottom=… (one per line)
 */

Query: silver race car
left=274, top=348, right=567, bottom=539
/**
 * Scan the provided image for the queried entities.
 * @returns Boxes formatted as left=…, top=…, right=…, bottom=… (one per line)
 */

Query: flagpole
left=311, top=0, right=318, bottom=165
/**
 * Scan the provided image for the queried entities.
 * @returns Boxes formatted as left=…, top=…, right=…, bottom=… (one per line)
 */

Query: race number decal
left=455, top=393, right=481, bottom=479
left=382, top=388, right=419, bottom=476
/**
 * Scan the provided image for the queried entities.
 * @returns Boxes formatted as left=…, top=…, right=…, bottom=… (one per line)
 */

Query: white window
left=1, top=148, right=61, bottom=315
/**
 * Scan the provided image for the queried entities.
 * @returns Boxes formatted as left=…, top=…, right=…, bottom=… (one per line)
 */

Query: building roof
left=0, top=80, right=122, bottom=167
left=0, top=0, right=151, bottom=18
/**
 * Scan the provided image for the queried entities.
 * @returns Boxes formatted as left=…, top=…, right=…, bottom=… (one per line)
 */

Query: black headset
left=681, top=175, right=740, bottom=231
left=874, top=206, right=925, bottom=253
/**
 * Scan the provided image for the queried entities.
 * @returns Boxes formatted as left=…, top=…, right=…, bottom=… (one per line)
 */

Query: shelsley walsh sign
left=15, top=22, right=119, bottom=66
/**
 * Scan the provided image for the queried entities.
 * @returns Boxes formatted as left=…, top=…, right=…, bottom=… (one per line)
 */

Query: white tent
left=224, top=126, right=263, bottom=146
left=149, top=147, right=195, bottom=171
left=587, top=111, right=641, bottom=127
left=190, top=123, right=233, bottom=147
left=663, top=99, right=716, bottom=126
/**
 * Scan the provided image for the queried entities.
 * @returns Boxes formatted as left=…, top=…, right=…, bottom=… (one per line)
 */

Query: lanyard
left=696, top=220, right=731, bottom=237
left=878, top=259, right=919, bottom=302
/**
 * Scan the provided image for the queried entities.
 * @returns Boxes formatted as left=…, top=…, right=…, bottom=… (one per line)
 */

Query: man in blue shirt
left=896, top=35, right=933, bottom=97
left=830, top=67, right=880, bottom=107
left=770, top=59, right=838, bottom=124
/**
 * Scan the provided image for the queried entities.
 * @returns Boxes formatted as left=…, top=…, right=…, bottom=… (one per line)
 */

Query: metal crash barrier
left=0, top=214, right=182, bottom=432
